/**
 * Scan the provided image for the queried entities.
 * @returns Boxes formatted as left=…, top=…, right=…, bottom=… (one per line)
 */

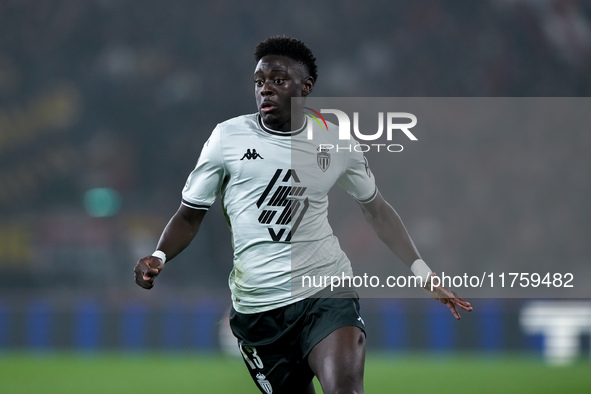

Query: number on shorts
left=239, top=344, right=264, bottom=369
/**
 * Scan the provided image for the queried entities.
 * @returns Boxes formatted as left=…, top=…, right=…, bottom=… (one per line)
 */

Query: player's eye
left=254, top=79, right=263, bottom=87
left=274, top=79, right=285, bottom=85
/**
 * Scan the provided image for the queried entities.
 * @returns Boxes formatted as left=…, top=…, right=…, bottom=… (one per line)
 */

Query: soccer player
left=134, top=35, right=472, bottom=394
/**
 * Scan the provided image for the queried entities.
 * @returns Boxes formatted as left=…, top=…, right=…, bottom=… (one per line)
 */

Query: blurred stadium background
left=1, top=0, right=591, bottom=392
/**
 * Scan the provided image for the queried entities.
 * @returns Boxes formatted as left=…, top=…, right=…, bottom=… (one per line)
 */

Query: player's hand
left=134, top=256, right=164, bottom=289
left=423, top=272, right=473, bottom=320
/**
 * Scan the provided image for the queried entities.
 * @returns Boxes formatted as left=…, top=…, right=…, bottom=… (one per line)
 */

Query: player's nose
left=260, top=81, right=274, bottom=96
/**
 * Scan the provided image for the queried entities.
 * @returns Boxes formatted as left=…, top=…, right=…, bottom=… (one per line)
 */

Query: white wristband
left=410, top=258, right=432, bottom=286
left=151, top=250, right=167, bottom=264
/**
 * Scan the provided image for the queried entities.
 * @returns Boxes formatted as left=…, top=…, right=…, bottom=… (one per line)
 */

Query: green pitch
left=1, top=352, right=590, bottom=393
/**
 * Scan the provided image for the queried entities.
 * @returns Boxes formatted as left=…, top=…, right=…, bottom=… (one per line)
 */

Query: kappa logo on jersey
left=241, top=148, right=264, bottom=160
left=256, top=373, right=273, bottom=394
left=317, top=145, right=331, bottom=172
left=256, top=169, right=309, bottom=242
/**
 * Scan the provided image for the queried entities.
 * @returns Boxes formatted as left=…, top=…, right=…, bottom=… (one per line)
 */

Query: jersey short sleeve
left=336, top=148, right=378, bottom=204
left=182, top=125, right=227, bottom=210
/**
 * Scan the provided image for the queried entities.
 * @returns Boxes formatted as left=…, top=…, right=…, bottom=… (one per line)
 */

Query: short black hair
left=254, top=35, right=318, bottom=83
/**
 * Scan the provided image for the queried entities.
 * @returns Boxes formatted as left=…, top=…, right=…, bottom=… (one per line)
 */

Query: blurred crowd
left=0, top=0, right=589, bottom=291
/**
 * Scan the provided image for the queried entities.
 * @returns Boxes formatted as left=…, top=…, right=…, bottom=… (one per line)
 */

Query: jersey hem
left=356, top=187, right=378, bottom=204
left=232, top=295, right=307, bottom=314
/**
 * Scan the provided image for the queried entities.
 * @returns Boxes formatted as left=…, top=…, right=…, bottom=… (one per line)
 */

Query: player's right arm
left=134, top=205, right=206, bottom=289
left=135, top=124, right=225, bottom=289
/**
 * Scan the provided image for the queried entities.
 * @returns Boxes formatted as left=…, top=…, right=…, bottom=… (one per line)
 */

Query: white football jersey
left=182, top=113, right=377, bottom=313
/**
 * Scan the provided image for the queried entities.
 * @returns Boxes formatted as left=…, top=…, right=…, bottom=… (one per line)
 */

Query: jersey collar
left=257, top=114, right=307, bottom=137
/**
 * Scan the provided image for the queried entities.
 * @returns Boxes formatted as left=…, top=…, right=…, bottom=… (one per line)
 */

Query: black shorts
left=229, top=291, right=365, bottom=394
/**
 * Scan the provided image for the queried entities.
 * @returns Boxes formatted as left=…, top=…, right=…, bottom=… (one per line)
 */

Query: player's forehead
left=254, top=55, right=303, bottom=77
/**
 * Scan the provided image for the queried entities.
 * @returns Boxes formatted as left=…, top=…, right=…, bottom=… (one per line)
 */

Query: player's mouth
left=260, top=101, right=278, bottom=112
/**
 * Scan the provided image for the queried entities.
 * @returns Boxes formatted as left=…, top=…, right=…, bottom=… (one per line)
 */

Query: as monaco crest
left=256, top=373, right=273, bottom=393
left=317, top=146, right=331, bottom=172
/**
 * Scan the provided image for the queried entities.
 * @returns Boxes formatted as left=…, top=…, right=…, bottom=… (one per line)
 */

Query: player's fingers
left=141, top=268, right=160, bottom=285
left=446, top=302, right=462, bottom=320
left=134, top=274, right=153, bottom=289
left=441, top=289, right=473, bottom=312
left=452, top=297, right=473, bottom=311
left=142, top=267, right=159, bottom=278
left=135, top=257, right=161, bottom=277
left=133, top=260, right=157, bottom=290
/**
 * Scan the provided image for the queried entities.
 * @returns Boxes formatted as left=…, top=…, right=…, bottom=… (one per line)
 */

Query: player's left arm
left=359, top=191, right=473, bottom=319
left=359, top=190, right=421, bottom=267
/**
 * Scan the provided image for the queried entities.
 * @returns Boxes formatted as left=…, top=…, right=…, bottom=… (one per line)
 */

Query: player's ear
left=302, top=76, right=314, bottom=97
